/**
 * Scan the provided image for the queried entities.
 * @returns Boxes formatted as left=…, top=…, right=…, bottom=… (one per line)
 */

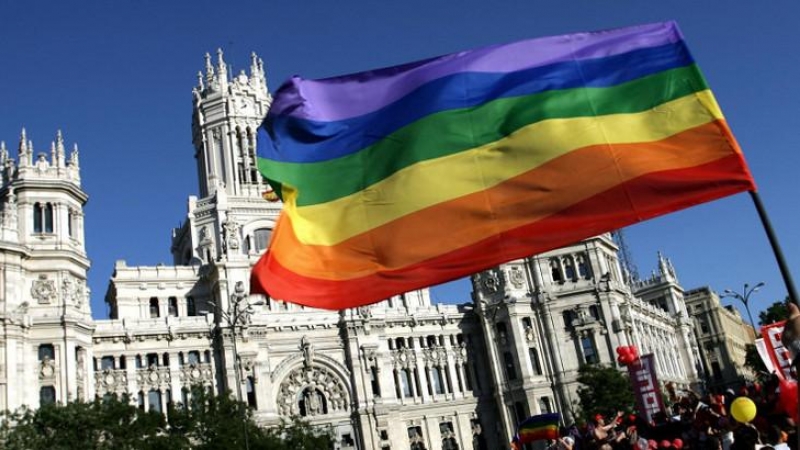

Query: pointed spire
left=0, top=141, right=7, bottom=165
left=657, top=251, right=667, bottom=274
left=216, top=48, right=229, bottom=87
left=197, top=70, right=204, bottom=90
left=250, top=52, right=259, bottom=78
left=18, top=128, right=28, bottom=156
left=205, top=52, right=215, bottom=84
left=50, top=141, right=57, bottom=166
left=70, top=143, right=80, bottom=167
left=55, top=130, right=66, bottom=167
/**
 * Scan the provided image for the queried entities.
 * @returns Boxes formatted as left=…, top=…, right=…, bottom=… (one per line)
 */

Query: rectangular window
left=38, top=344, right=55, bottom=361
left=100, top=356, right=115, bottom=370
left=370, top=366, right=381, bottom=397
left=581, top=336, right=598, bottom=364
left=148, top=390, right=162, bottom=413
left=529, top=348, right=543, bottom=375
left=431, top=367, right=445, bottom=394
left=146, top=353, right=159, bottom=367
left=246, top=377, right=257, bottom=408
left=33, top=204, right=43, bottom=233
left=400, top=369, right=413, bottom=398
left=168, top=297, right=178, bottom=317
left=40, top=386, right=56, bottom=405
left=44, top=204, right=53, bottom=233
left=186, top=297, right=196, bottom=316
left=503, top=352, right=517, bottom=380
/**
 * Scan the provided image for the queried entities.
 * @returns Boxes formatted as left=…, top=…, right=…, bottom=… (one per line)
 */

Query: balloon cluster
left=616, top=346, right=639, bottom=366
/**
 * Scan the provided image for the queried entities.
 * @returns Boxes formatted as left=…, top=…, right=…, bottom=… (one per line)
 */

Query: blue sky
left=1, top=1, right=797, bottom=321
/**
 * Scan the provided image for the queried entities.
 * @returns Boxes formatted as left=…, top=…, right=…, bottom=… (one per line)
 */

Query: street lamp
left=721, top=282, right=764, bottom=330
left=211, top=281, right=264, bottom=450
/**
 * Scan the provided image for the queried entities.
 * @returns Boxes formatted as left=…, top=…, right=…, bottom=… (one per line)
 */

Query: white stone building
left=0, top=50, right=703, bottom=450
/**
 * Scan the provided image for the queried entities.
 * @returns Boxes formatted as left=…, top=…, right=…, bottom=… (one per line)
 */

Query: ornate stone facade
left=0, top=51, right=707, bottom=450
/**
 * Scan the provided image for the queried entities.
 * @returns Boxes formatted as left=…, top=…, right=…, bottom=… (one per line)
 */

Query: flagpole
left=748, top=191, right=799, bottom=306
left=747, top=190, right=799, bottom=450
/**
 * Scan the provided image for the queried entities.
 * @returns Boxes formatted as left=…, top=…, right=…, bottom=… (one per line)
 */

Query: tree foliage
left=0, top=390, right=333, bottom=450
left=575, top=364, right=636, bottom=421
left=744, top=343, right=768, bottom=377
left=758, top=298, right=789, bottom=326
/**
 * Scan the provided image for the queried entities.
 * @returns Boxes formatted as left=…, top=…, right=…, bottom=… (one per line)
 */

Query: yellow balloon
left=730, top=396, right=757, bottom=423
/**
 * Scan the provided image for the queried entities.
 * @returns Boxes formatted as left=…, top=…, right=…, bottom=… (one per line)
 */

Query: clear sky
left=1, top=1, right=797, bottom=321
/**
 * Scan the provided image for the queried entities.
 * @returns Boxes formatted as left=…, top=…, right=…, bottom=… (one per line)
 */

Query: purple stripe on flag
left=269, top=21, right=682, bottom=122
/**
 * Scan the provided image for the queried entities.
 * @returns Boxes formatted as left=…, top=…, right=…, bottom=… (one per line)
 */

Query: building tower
left=0, top=129, right=93, bottom=411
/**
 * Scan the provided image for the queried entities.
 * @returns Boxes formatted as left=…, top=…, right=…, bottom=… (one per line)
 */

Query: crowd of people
left=549, top=303, right=800, bottom=450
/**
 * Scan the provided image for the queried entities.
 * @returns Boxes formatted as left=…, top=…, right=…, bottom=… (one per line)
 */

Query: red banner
left=761, top=321, right=792, bottom=379
left=628, top=354, right=665, bottom=423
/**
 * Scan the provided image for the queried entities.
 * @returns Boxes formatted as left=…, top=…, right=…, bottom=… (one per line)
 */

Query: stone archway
left=275, top=364, right=349, bottom=418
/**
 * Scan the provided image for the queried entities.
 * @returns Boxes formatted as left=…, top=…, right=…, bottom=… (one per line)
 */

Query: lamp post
left=721, top=282, right=764, bottom=330
left=212, top=281, right=264, bottom=450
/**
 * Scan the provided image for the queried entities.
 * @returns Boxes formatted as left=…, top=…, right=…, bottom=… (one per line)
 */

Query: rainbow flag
left=515, top=413, right=561, bottom=444
left=251, top=21, right=755, bottom=309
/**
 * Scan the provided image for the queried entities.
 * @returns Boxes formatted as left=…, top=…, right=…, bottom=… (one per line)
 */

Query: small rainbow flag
left=515, top=413, right=561, bottom=444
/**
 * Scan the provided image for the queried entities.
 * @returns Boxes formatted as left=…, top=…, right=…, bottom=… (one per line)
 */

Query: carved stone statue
left=301, top=336, right=313, bottom=369
left=304, top=389, right=322, bottom=415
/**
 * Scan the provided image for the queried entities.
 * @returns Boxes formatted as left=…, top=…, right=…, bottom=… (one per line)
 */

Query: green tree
left=1, top=395, right=177, bottom=450
left=0, top=390, right=334, bottom=450
left=744, top=343, right=768, bottom=377
left=575, top=364, right=635, bottom=421
left=758, top=298, right=789, bottom=326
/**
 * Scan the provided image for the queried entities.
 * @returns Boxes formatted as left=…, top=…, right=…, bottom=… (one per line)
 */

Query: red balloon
left=777, top=379, right=798, bottom=423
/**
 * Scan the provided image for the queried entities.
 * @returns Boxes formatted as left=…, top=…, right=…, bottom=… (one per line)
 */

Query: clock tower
left=191, top=49, right=272, bottom=199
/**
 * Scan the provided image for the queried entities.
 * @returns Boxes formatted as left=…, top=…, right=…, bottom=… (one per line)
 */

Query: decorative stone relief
left=95, top=369, right=128, bottom=396
left=276, top=364, right=349, bottom=417
left=31, top=275, right=56, bottom=304
left=422, top=346, right=449, bottom=367
left=483, top=273, right=499, bottom=292
left=508, top=266, right=525, bottom=289
left=222, top=220, right=240, bottom=254
left=39, top=357, right=55, bottom=380
left=179, top=363, right=214, bottom=386
left=391, top=347, right=416, bottom=369
left=136, top=366, right=171, bottom=390
left=62, top=275, right=86, bottom=307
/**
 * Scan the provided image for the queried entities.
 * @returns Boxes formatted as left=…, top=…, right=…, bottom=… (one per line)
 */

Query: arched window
left=149, top=297, right=159, bottom=318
